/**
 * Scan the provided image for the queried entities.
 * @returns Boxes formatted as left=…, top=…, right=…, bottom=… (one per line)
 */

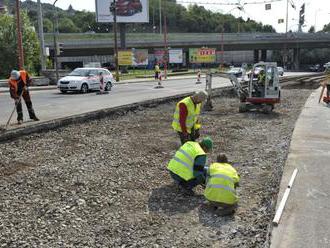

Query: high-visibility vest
left=167, top=141, right=206, bottom=181
left=258, top=73, right=265, bottom=83
left=204, top=163, right=240, bottom=205
left=172, top=97, right=201, bottom=134
left=155, top=65, right=160, bottom=73
left=8, top=70, right=29, bottom=93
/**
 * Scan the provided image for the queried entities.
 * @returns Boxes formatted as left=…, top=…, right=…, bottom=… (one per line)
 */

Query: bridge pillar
left=293, top=48, right=300, bottom=71
left=261, top=50, right=267, bottom=62
left=119, top=24, right=126, bottom=49
left=254, top=50, right=259, bottom=63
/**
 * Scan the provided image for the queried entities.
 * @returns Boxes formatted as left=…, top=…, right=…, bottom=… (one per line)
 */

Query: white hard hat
left=10, top=70, right=20, bottom=80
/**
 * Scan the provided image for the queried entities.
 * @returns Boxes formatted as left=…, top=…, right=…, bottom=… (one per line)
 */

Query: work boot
left=32, top=116, right=40, bottom=121
left=17, top=120, right=23, bottom=125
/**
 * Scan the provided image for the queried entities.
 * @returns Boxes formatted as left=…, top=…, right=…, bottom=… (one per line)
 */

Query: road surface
left=0, top=77, right=231, bottom=128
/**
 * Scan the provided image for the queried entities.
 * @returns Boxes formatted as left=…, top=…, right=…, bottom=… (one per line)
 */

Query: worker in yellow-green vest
left=167, top=137, right=213, bottom=195
left=172, top=91, right=208, bottom=145
left=204, top=154, right=240, bottom=216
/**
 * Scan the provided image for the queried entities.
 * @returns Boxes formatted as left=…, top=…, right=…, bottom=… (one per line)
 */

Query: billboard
left=189, top=48, right=216, bottom=63
left=154, top=49, right=166, bottom=65
left=169, top=49, right=183, bottom=64
left=118, top=49, right=149, bottom=66
left=118, top=50, right=133, bottom=65
left=96, top=0, right=149, bottom=23
left=132, top=49, right=148, bottom=66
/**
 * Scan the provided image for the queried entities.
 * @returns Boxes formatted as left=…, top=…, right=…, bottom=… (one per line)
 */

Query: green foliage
left=58, top=17, right=80, bottom=33
left=323, top=23, right=330, bottom=32
left=11, top=0, right=274, bottom=34
left=0, top=11, right=40, bottom=78
left=308, top=26, right=315, bottom=33
left=43, top=18, right=53, bottom=33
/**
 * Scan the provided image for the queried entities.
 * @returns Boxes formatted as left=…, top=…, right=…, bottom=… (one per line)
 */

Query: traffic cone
left=196, top=69, right=202, bottom=84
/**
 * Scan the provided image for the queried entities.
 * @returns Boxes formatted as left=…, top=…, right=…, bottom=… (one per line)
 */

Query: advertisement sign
left=154, top=49, right=166, bottom=64
left=189, top=48, right=216, bottom=63
left=132, top=49, right=148, bottom=66
left=169, top=49, right=183, bottom=64
left=118, top=50, right=133, bottom=65
left=96, top=0, right=149, bottom=23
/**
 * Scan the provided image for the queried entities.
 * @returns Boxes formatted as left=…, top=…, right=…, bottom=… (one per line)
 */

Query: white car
left=58, top=68, right=115, bottom=93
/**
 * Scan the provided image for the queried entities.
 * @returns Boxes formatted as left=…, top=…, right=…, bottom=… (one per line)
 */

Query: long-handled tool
left=318, top=83, right=326, bottom=103
left=0, top=91, right=24, bottom=132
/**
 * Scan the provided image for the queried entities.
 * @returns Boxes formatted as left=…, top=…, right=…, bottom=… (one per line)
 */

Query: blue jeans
left=169, top=171, right=205, bottom=190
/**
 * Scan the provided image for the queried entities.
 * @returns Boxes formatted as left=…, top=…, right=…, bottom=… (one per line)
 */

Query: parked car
left=309, top=64, right=323, bottom=72
left=57, top=68, right=115, bottom=94
left=116, top=0, right=143, bottom=16
left=324, top=62, right=330, bottom=70
left=227, top=67, right=243, bottom=77
left=277, top=66, right=284, bottom=76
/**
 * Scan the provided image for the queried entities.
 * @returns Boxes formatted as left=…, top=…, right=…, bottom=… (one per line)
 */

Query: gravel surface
left=0, top=88, right=312, bottom=247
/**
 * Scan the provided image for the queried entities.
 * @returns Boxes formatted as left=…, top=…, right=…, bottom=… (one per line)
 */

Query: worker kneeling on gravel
left=167, top=137, right=213, bottom=194
left=172, top=91, right=208, bottom=145
left=8, top=70, right=39, bottom=125
left=204, top=154, right=240, bottom=216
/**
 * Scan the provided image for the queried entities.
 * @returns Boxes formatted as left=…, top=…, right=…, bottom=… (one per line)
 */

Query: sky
left=28, top=0, right=330, bottom=32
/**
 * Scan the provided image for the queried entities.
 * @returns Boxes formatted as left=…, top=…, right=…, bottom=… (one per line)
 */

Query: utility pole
left=52, top=0, right=59, bottom=83
left=159, top=0, right=162, bottom=35
left=283, top=0, right=289, bottom=69
left=37, top=0, right=46, bottom=70
left=163, top=4, right=168, bottom=79
left=110, top=0, right=120, bottom=81
left=15, top=0, right=24, bottom=69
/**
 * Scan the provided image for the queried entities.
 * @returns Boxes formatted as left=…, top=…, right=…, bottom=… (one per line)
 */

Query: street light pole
left=52, top=0, right=59, bottom=83
left=15, top=0, right=24, bottom=69
left=159, top=0, right=162, bottom=35
left=283, top=0, right=289, bottom=69
left=111, top=0, right=120, bottom=82
left=163, top=3, right=168, bottom=79
left=37, top=0, right=46, bottom=70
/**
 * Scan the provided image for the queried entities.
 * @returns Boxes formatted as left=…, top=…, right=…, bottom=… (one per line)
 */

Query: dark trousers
left=327, top=85, right=330, bottom=98
left=16, top=90, right=37, bottom=121
left=178, top=129, right=200, bottom=145
left=169, top=171, right=205, bottom=190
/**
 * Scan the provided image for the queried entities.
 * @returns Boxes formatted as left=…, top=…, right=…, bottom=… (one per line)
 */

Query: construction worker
left=325, top=67, right=330, bottom=98
left=154, top=63, right=161, bottom=80
left=167, top=137, right=213, bottom=194
left=172, top=91, right=208, bottom=145
left=204, top=154, right=240, bottom=216
left=8, top=70, right=39, bottom=125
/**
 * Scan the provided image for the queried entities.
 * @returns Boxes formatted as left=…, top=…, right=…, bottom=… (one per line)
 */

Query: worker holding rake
left=8, top=70, right=39, bottom=125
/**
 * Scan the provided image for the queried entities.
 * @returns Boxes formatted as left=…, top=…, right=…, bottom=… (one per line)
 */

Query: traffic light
left=109, top=1, right=116, bottom=13
left=299, top=3, right=305, bottom=25
left=56, top=42, right=64, bottom=56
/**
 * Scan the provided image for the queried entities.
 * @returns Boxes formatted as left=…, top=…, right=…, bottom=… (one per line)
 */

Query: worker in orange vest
left=8, top=70, right=39, bottom=125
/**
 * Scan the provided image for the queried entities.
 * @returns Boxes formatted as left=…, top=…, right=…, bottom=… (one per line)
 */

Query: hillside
left=4, top=0, right=276, bottom=33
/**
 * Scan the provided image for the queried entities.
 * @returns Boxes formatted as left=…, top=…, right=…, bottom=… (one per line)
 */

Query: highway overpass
left=45, top=32, right=330, bottom=69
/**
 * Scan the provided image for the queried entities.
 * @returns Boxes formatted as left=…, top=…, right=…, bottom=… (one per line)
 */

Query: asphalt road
left=0, top=77, right=231, bottom=128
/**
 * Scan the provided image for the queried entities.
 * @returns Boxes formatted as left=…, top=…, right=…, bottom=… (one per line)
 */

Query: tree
left=58, top=17, right=80, bottom=33
left=43, top=18, right=53, bottom=33
left=322, top=23, right=330, bottom=32
left=0, top=11, right=40, bottom=78
left=308, top=26, right=315, bottom=33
